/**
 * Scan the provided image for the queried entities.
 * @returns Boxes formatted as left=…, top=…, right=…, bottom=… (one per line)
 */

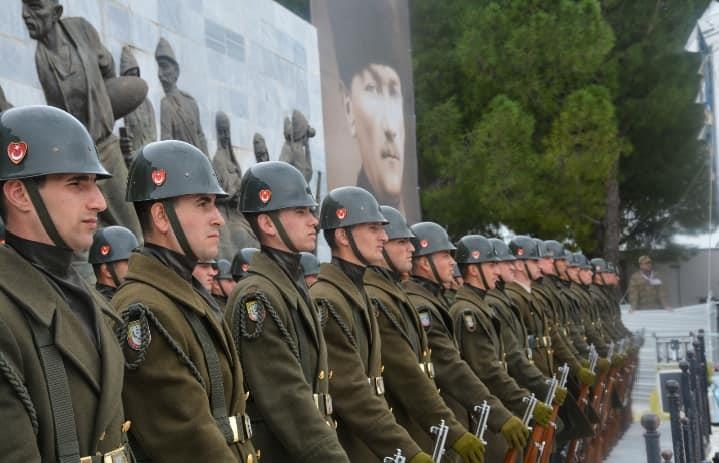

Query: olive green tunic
left=113, top=251, right=256, bottom=462
left=0, top=245, right=128, bottom=461
left=226, top=252, right=349, bottom=463
left=365, top=267, right=466, bottom=451
left=312, top=262, right=422, bottom=462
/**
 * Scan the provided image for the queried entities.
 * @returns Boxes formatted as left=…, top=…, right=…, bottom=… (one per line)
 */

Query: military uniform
left=366, top=267, right=466, bottom=451
left=628, top=270, right=667, bottom=310
left=312, top=261, right=422, bottom=461
left=114, top=249, right=256, bottom=461
left=0, top=242, right=130, bottom=461
left=227, top=251, right=348, bottom=462
left=403, top=278, right=514, bottom=461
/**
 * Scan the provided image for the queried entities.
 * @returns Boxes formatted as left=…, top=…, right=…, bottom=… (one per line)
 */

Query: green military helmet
left=380, top=205, right=414, bottom=241
left=126, top=140, right=227, bottom=202
left=320, top=186, right=387, bottom=230
left=239, top=161, right=317, bottom=213
left=490, top=238, right=515, bottom=262
left=214, top=259, right=233, bottom=281
left=568, top=252, right=592, bottom=269
left=455, top=235, right=499, bottom=264
left=89, top=226, right=139, bottom=265
left=231, top=247, right=259, bottom=281
left=300, top=252, right=320, bottom=277
left=590, top=257, right=609, bottom=273
left=0, top=105, right=110, bottom=181
left=410, top=222, right=455, bottom=257
left=508, top=235, right=541, bottom=260
left=539, top=240, right=567, bottom=260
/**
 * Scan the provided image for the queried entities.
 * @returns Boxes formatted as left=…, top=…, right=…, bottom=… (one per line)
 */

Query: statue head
left=291, top=110, right=315, bottom=143
left=253, top=133, right=269, bottom=163
left=215, top=111, right=231, bottom=148
left=22, top=0, right=63, bottom=41
left=120, top=45, right=140, bottom=78
left=155, top=38, right=179, bottom=93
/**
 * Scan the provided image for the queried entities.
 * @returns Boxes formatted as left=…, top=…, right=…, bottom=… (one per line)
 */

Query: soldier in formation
left=0, top=105, right=638, bottom=463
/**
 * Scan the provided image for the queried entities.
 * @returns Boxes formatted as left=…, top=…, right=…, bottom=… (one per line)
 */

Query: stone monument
left=253, top=133, right=269, bottom=163
left=119, top=45, right=156, bottom=163
left=279, top=109, right=315, bottom=182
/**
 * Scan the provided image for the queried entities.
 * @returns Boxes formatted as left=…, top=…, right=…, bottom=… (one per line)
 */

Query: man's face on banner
left=347, top=64, right=405, bottom=203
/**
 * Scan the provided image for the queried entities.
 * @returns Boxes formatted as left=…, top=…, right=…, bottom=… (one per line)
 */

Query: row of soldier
left=0, top=105, right=637, bottom=463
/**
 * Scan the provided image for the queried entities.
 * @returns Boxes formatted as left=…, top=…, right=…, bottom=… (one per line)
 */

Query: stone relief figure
left=155, top=37, right=208, bottom=156
left=253, top=133, right=269, bottom=163
left=0, top=85, right=12, bottom=111
left=119, top=45, right=156, bottom=164
left=212, top=111, right=258, bottom=258
left=279, top=109, right=315, bottom=182
left=23, top=0, right=142, bottom=236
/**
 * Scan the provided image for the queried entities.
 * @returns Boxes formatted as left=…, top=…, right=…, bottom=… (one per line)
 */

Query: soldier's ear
left=340, top=81, right=356, bottom=139
left=149, top=202, right=170, bottom=235
left=334, top=227, right=350, bottom=248
left=2, top=180, right=33, bottom=214
left=255, top=213, right=276, bottom=238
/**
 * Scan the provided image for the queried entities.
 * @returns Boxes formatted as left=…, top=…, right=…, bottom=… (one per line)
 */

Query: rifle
left=430, top=419, right=450, bottom=463
left=523, top=376, right=556, bottom=463
left=565, top=346, right=599, bottom=462
left=473, top=400, right=491, bottom=444
left=383, top=449, right=407, bottom=463
left=503, top=394, right=539, bottom=463
left=538, top=363, right=570, bottom=463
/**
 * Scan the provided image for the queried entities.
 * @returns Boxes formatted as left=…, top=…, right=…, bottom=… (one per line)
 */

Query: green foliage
left=411, top=0, right=708, bottom=254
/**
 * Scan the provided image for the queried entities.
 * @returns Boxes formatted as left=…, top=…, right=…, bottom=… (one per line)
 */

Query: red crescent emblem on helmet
left=471, top=250, right=480, bottom=259
left=151, top=168, right=166, bottom=186
left=420, top=239, right=429, bottom=248
left=259, top=189, right=272, bottom=204
left=517, top=248, right=524, bottom=256
left=7, top=141, right=27, bottom=165
left=100, top=245, right=111, bottom=256
left=336, top=208, right=347, bottom=220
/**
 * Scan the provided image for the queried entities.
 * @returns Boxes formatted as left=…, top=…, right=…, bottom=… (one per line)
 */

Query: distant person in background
left=193, top=259, right=218, bottom=292
left=628, top=255, right=670, bottom=311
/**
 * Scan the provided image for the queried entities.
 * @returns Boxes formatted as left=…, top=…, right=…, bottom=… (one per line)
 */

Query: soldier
left=300, top=251, right=321, bottom=287
left=231, top=247, right=259, bottom=282
left=628, top=255, right=670, bottom=311
left=403, top=223, right=530, bottom=462
left=0, top=105, right=131, bottom=461
left=211, top=259, right=236, bottom=310
left=365, top=206, right=486, bottom=459
left=193, top=259, right=218, bottom=292
left=311, top=187, right=434, bottom=462
left=225, top=161, right=349, bottom=462
left=113, top=140, right=257, bottom=461
left=89, top=225, right=139, bottom=300
left=488, top=238, right=567, bottom=406
left=450, top=235, right=553, bottom=461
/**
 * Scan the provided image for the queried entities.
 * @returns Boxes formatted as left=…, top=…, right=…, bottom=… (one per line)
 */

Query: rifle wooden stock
left=538, top=404, right=560, bottom=463
left=503, top=448, right=518, bottom=463
left=523, top=424, right=545, bottom=463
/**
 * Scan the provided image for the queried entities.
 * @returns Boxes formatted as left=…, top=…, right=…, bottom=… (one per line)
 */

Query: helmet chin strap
left=478, top=264, right=490, bottom=290
left=382, top=248, right=399, bottom=274
left=426, top=255, right=443, bottom=285
left=23, top=178, right=69, bottom=249
left=107, top=262, right=122, bottom=287
left=346, top=227, right=371, bottom=267
left=269, top=211, right=299, bottom=254
left=162, top=199, right=198, bottom=262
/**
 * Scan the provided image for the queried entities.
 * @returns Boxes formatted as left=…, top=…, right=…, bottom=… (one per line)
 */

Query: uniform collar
left=332, top=256, right=366, bottom=292
left=141, top=242, right=196, bottom=282
left=6, top=231, right=73, bottom=278
left=411, top=275, right=443, bottom=297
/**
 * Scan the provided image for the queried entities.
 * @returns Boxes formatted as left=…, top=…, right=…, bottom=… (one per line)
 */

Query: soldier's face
left=40, top=173, right=107, bottom=252
left=497, top=261, right=515, bottom=283
left=538, top=257, right=556, bottom=275
left=22, top=0, right=61, bottom=40
left=113, top=260, right=130, bottom=284
left=526, top=260, right=542, bottom=280
left=157, top=58, right=179, bottom=92
left=193, top=262, right=217, bottom=291
left=220, top=278, right=237, bottom=296
left=480, top=262, right=500, bottom=289
left=383, top=238, right=415, bottom=273
left=304, top=274, right=318, bottom=287
left=566, top=266, right=580, bottom=282
left=555, top=259, right=568, bottom=274
left=276, top=207, right=318, bottom=252
left=350, top=222, right=388, bottom=264
left=174, top=194, right=224, bottom=261
left=347, top=65, right=405, bottom=203
left=579, top=268, right=593, bottom=285
left=431, top=250, right=456, bottom=285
